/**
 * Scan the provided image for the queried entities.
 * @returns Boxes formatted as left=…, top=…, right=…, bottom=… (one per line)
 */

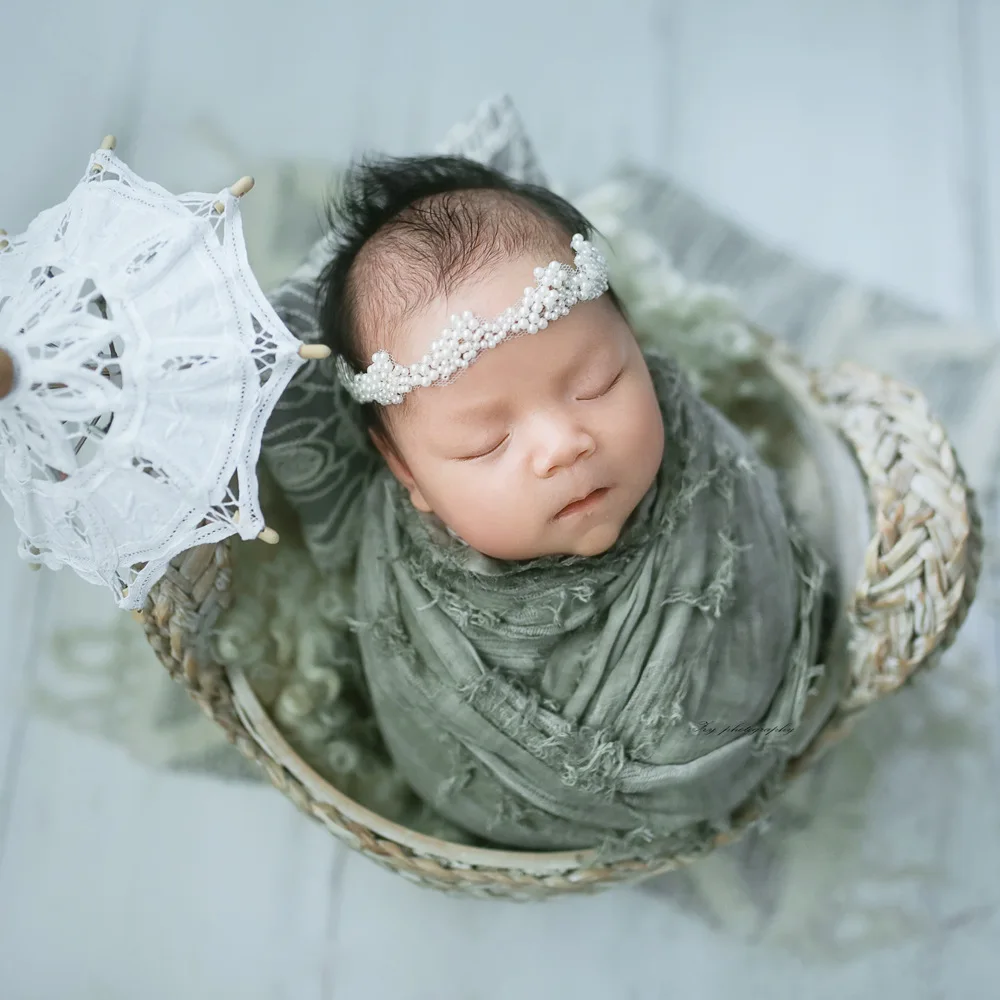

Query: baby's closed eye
left=457, top=433, right=510, bottom=461
left=576, top=366, right=625, bottom=400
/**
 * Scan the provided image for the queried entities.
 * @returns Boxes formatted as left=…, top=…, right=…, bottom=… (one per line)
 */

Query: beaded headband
left=335, top=233, right=609, bottom=405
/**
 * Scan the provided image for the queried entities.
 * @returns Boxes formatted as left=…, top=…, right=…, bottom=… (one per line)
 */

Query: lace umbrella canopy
left=0, top=137, right=329, bottom=610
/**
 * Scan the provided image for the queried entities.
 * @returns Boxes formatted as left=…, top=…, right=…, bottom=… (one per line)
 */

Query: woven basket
left=137, top=333, right=983, bottom=900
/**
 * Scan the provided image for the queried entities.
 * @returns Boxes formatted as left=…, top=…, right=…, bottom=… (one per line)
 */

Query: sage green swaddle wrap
left=349, top=350, right=832, bottom=855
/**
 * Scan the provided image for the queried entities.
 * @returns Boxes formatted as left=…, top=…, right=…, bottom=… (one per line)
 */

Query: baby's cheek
left=442, top=468, right=505, bottom=521
left=627, top=389, right=666, bottom=473
left=466, top=474, right=538, bottom=546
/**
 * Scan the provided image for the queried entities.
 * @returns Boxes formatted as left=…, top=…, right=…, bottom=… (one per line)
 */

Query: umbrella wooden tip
left=257, top=527, right=280, bottom=545
left=0, top=348, right=14, bottom=399
left=298, top=344, right=331, bottom=361
left=230, top=175, right=255, bottom=197
left=100, top=135, right=117, bottom=151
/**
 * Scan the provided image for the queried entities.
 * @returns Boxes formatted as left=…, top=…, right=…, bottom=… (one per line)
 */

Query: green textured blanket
left=349, top=349, right=832, bottom=855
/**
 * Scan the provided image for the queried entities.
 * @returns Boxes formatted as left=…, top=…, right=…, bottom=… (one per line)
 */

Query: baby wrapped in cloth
left=271, top=155, right=835, bottom=857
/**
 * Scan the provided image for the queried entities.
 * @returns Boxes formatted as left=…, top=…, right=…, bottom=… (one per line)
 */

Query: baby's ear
left=368, top=429, right=433, bottom=513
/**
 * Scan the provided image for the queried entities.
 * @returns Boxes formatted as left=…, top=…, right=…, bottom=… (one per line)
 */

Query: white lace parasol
left=0, top=137, right=329, bottom=610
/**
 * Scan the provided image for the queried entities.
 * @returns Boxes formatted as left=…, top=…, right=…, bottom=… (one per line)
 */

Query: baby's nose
left=531, top=419, right=597, bottom=477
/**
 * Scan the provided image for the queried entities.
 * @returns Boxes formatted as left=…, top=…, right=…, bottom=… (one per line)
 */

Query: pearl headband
left=335, top=234, right=609, bottom=405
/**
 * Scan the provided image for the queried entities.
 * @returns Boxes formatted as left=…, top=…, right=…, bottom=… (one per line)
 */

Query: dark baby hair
left=314, top=154, right=622, bottom=456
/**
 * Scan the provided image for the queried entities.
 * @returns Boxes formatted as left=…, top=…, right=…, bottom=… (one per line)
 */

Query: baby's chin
left=563, top=526, right=621, bottom=557
left=448, top=519, right=624, bottom=561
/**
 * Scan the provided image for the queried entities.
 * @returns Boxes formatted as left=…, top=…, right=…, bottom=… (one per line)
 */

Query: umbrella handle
left=0, top=347, right=13, bottom=399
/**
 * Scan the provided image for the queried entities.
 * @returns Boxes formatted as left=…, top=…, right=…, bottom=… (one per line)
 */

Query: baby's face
left=370, top=253, right=665, bottom=560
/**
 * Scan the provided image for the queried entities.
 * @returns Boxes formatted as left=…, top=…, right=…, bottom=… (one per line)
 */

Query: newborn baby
left=312, top=155, right=835, bottom=854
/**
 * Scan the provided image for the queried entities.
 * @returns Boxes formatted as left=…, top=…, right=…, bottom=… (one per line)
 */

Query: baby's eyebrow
left=450, top=396, right=509, bottom=421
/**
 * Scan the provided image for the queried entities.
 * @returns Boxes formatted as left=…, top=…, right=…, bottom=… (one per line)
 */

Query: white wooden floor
left=1, top=1, right=998, bottom=997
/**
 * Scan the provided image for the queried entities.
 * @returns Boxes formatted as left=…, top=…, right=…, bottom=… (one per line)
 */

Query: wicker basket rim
left=139, top=328, right=982, bottom=894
